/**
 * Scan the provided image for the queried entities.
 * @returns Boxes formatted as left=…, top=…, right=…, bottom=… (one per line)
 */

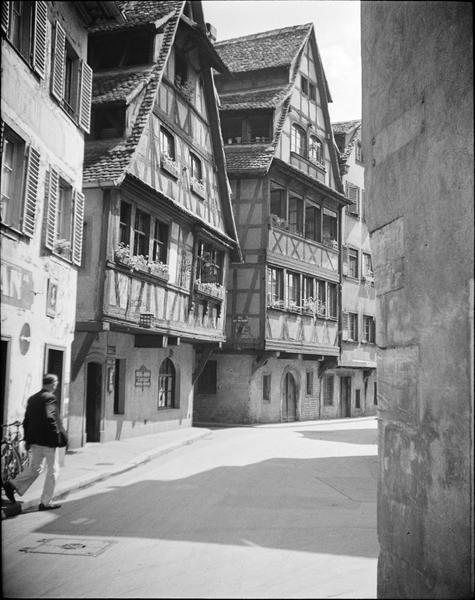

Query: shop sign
left=135, top=365, right=151, bottom=391
left=1, top=261, right=34, bottom=309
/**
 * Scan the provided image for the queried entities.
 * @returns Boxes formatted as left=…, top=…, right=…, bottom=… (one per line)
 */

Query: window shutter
left=361, top=189, right=366, bottom=221
left=32, top=1, right=48, bottom=78
left=22, top=146, right=41, bottom=237
left=342, top=245, right=348, bottom=276
left=341, top=311, right=349, bottom=341
left=45, top=168, right=59, bottom=250
left=51, top=21, right=66, bottom=101
left=72, top=189, right=84, bottom=266
left=79, top=61, right=93, bottom=133
left=1, top=1, right=9, bottom=34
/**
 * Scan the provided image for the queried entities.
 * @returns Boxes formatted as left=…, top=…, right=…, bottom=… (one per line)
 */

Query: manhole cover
left=20, top=538, right=114, bottom=557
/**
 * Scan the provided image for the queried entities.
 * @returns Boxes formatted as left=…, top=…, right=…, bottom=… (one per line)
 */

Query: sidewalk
left=2, top=426, right=211, bottom=518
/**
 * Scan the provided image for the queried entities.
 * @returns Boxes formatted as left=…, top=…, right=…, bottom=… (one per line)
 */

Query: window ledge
left=191, top=178, right=206, bottom=199
left=0, top=223, right=29, bottom=241
left=161, top=157, right=179, bottom=179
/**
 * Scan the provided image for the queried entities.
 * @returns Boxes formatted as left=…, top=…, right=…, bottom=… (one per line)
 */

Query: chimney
left=206, top=22, right=217, bottom=42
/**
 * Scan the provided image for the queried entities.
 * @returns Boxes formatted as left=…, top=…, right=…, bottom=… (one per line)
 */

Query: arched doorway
left=158, top=358, right=176, bottom=409
left=282, top=372, right=297, bottom=422
left=86, top=362, right=102, bottom=442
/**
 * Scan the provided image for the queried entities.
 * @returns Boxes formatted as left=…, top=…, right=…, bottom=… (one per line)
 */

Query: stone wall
left=362, top=2, right=473, bottom=597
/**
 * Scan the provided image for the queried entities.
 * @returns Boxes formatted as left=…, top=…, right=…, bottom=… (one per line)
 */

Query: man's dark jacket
left=23, top=389, right=68, bottom=448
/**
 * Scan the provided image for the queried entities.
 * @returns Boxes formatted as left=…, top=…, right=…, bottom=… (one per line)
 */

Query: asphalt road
left=2, top=417, right=378, bottom=599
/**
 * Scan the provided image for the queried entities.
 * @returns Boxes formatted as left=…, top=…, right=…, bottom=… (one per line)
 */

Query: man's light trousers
left=11, top=444, right=59, bottom=506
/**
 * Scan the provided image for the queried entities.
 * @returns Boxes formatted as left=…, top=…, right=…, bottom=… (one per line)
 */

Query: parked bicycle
left=1, top=420, right=29, bottom=483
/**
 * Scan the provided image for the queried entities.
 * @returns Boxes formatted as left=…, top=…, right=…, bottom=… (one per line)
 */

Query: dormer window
left=248, top=115, right=271, bottom=143
left=89, top=32, right=153, bottom=70
left=91, top=105, right=125, bottom=139
left=291, top=124, right=306, bottom=156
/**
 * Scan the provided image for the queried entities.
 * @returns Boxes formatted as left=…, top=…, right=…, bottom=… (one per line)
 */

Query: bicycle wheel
left=1, top=444, right=19, bottom=483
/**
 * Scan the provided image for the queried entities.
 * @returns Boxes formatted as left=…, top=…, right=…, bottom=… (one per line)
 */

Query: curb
left=2, top=429, right=210, bottom=517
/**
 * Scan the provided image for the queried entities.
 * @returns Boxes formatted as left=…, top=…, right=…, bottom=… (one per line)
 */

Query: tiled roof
left=89, top=0, right=184, bottom=32
left=92, top=70, right=152, bottom=104
left=332, top=119, right=360, bottom=135
left=224, top=145, right=276, bottom=174
left=215, top=23, right=313, bottom=73
left=332, top=120, right=361, bottom=162
left=83, top=3, right=182, bottom=183
left=220, top=85, right=292, bottom=111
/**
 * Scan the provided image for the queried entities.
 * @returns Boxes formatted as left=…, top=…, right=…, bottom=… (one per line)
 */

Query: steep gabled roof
left=332, top=119, right=361, bottom=163
left=219, top=84, right=293, bottom=111
left=215, top=23, right=313, bottom=73
left=89, top=0, right=183, bottom=32
left=92, top=69, right=151, bottom=104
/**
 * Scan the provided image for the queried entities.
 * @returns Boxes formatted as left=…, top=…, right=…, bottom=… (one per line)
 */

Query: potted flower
left=54, top=238, right=71, bottom=257
left=148, top=260, right=169, bottom=279
left=114, top=243, right=132, bottom=267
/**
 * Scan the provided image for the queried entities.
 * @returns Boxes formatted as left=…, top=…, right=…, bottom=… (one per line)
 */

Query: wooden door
left=340, top=376, right=351, bottom=418
left=282, top=372, right=297, bottom=422
left=86, top=362, right=102, bottom=442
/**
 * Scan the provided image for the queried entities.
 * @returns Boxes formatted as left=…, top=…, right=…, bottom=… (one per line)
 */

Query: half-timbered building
left=1, top=2, right=123, bottom=431
left=193, top=24, right=350, bottom=424
left=68, top=0, right=241, bottom=447
left=331, top=120, right=377, bottom=417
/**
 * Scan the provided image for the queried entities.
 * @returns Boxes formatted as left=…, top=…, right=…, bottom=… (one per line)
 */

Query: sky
left=202, top=0, right=361, bottom=123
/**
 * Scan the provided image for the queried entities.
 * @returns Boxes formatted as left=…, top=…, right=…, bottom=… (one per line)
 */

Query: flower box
left=191, top=177, right=206, bottom=198
left=194, top=280, right=224, bottom=300
left=161, top=155, right=179, bottom=178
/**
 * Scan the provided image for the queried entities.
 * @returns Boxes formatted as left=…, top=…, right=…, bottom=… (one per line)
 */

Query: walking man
left=2, top=373, right=68, bottom=510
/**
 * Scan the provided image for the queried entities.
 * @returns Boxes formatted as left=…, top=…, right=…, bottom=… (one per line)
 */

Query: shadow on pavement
left=298, top=428, right=377, bottom=445
left=30, top=454, right=378, bottom=558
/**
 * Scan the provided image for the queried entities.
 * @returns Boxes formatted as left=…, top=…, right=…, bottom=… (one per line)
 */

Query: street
left=2, top=417, right=378, bottom=599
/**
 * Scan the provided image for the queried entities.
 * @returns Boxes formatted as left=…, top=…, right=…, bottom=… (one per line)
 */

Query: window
left=88, top=32, right=152, bottom=70
left=160, top=127, right=175, bottom=160
left=113, top=359, right=125, bottom=415
left=152, top=219, right=169, bottom=263
left=119, top=201, right=131, bottom=246
left=309, top=135, right=323, bottom=165
left=197, top=242, right=223, bottom=284
left=158, top=358, right=176, bottom=408
left=363, top=315, right=376, bottom=343
left=348, top=248, right=359, bottom=278
left=175, top=50, right=188, bottom=88
left=355, top=389, right=361, bottom=409
left=303, top=276, right=314, bottom=303
left=309, top=82, right=316, bottom=102
left=248, top=115, right=271, bottom=143
left=3, top=1, right=47, bottom=77
left=270, top=186, right=286, bottom=220
left=291, top=124, right=306, bottom=156
left=44, top=169, right=84, bottom=265
left=323, top=375, right=334, bottom=406
left=327, top=282, right=337, bottom=318
left=300, top=75, right=308, bottom=96
left=317, top=279, right=327, bottom=316
left=1, top=126, right=40, bottom=235
left=287, top=272, right=301, bottom=309
left=346, top=183, right=360, bottom=216
left=374, top=382, right=378, bottom=405
left=355, top=140, right=363, bottom=163
left=221, top=116, right=242, bottom=144
left=197, top=360, right=217, bottom=395
left=304, top=201, right=321, bottom=242
left=263, top=374, right=271, bottom=403
left=133, top=208, right=150, bottom=257
left=267, top=267, right=284, bottom=307
left=363, top=253, right=373, bottom=277
left=288, top=194, right=304, bottom=235
left=51, top=22, right=92, bottom=132
left=190, top=153, right=203, bottom=182
left=91, top=105, right=125, bottom=139
left=322, top=208, right=338, bottom=245
left=349, top=312, right=358, bottom=341
left=306, top=370, right=313, bottom=395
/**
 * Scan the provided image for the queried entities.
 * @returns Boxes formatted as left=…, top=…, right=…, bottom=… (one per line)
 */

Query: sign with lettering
left=135, top=365, right=151, bottom=391
left=1, top=261, right=34, bottom=309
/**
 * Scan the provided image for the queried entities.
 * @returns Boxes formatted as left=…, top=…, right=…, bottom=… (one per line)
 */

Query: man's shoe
left=38, top=503, right=61, bottom=511
left=2, top=480, right=16, bottom=503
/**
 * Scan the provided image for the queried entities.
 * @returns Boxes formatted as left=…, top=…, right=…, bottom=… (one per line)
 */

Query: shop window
left=348, top=248, right=359, bottom=278
left=1, top=125, right=40, bottom=236
left=291, top=124, right=306, bottom=156
left=197, top=360, right=217, bottom=395
left=306, top=370, right=313, bottom=395
left=263, top=374, right=271, bottom=403
left=355, top=389, right=361, bottom=409
left=44, top=168, right=84, bottom=265
left=309, top=135, right=323, bottom=165
left=363, top=315, right=376, bottom=343
left=349, top=312, right=358, bottom=341
left=267, top=267, right=284, bottom=307
left=288, top=193, right=304, bottom=235
left=88, top=31, right=152, bottom=70
left=51, top=21, right=92, bottom=132
left=323, top=375, right=334, bottom=406
left=158, top=358, right=176, bottom=408
left=287, top=271, right=301, bottom=310
left=91, top=105, right=125, bottom=139
left=304, top=201, right=321, bottom=242
left=322, top=208, right=338, bottom=246
left=3, top=1, right=47, bottom=77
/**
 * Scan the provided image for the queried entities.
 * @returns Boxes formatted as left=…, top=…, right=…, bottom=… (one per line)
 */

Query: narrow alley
left=2, top=418, right=377, bottom=599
